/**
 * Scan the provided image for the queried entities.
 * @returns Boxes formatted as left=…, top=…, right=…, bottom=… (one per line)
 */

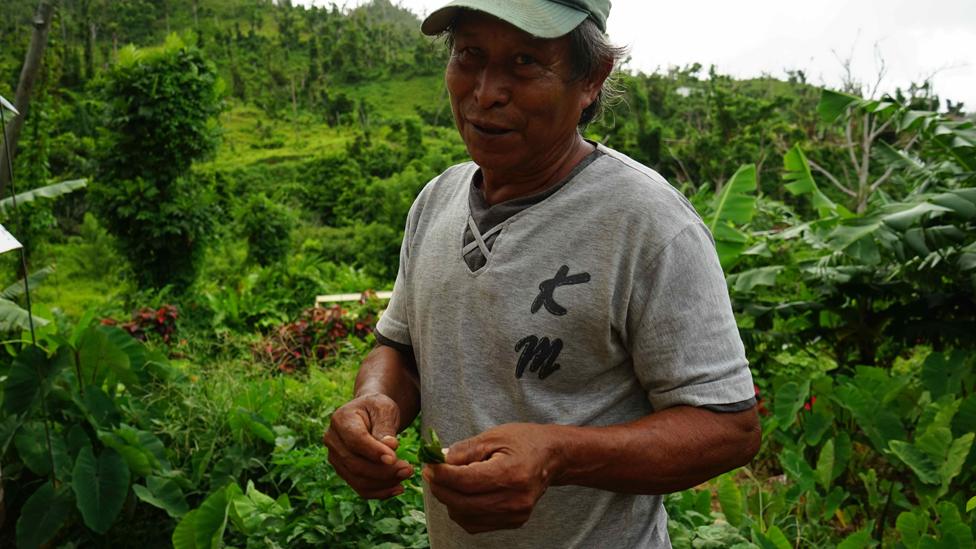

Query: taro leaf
left=804, top=407, right=833, bottom=446
left=72, top=446, right=131, bottom=534
left=836, top=528, right=873, bottom=549
left=133, top=475, right=189, bottom=518
left=832, top=431, right=852, bottom=482
left=815, top=438, right=835, bottom=490
left=15, top=482, right=74, bottom=549
left=758, top=525, right=792, bottom=549
left=957, top=395, right=976, bottom=437
left=778, top=447, right=815, bottom=493
left=77, top=326, right=132, bottom=388
left=942, top=432, right=974, bottom=490
left=936, top=500, right=974, bottom=548
left=896, top=510, right=925, bottom=549
left=418, top=428, right=446, bottom=464
left=3, top=345, right=55, bottom=415
left=14, top=421, right=71, bottom=479
left=80, top=385, right=122, bottom=429
left=716, top=474, right=743, bottom=527
left=921, top=351, right=967, bottom=399
left=172, top=486, right=230, bottom=549
left=773, top=381, right=808, bottom=429
left=889, top=440, right=940, bottom=484
left=99, top=424, right=170, bottom=476
left=102, top=325, right=151, bottom=386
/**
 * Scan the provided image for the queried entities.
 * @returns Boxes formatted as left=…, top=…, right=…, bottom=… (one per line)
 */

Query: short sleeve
left=629, top=223, right=755, bottom=411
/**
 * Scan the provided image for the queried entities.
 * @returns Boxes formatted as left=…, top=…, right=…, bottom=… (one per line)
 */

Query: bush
left=240, top=193, right=294, bottom=266
left=91, top=34, right=222, bottom=290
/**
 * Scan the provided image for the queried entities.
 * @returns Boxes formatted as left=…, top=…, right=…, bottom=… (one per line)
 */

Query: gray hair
left=567, top=19, right=628, bottom=127
left=441, top=15, right=628, bottom=128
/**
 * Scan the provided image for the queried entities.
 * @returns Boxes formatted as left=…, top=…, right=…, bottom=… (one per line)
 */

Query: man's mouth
left=470, top=120, right=512, bottom=136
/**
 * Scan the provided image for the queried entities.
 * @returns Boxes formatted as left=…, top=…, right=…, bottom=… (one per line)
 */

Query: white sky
left=298, top=0, right=976, bottom=110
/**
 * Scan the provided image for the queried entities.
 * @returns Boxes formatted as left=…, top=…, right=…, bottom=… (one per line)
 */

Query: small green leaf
left=966, top=495, right=976, bottom=513
left=72, top=446, right=131, bottom=534
left=419, top=428, right=446, bottom=464
left=764, top=525, right=792, bottom=549
left=896, top=510, right=925, bottom=549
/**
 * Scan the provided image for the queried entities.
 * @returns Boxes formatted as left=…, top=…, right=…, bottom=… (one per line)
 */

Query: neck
left=480, top=134, right=594, bottom=205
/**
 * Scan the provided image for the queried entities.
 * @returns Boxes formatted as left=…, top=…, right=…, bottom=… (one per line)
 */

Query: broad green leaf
left=0, top=266, right=54, bottom=300
left=133, top=475, right=189, bottom=518
left=716, top=474, right=744, bottom=527
left=896, top=510, right=926, bottom=549
left=833, top=432, right=852, bottom=481
left=818, top=89, right=861, bottom=122
left=3, top=345, right=55, bottom=414
left=882, top=202, right=952, bottom=231
left=15, top=482, right=74, bottom=549
left=932, top=191, right=976, bottom=218
left=728, top=266, right=784, bottom=293
left=80, top=385, right=122, bottom=429
left=773, top=381, right=808, bottom=429
left=935, top=500, right=974, bottom=548
left=77, top=325, right=136, bottom=388
left=966, top=496, right=976, bottom=513
left=889, top=440, right=940, bottom=484
left=14, top=422, right=71, bottom=479
left=783, top=144, right=842, bottom=218
left=711, top=223, right=750, bottom=271
left=837, top=528, right=873, bottom=549
left=709, top=164, right=757, bottom=229
left=172, top=487, right=230, bottom=549
left=942, top=432, right=974, bottom=489
left=921, top=351, right=967, bottom=399
left=804, top=408, right=834, bottom=446
left=763, top=525, right=792, bottom=549
left=916, top=427, right=952, bottom=461
left=72, top=446, right=131, bottom=534
left=779, top=447, right=816, bottom=492
left=0, top=179, right=87, bottom=215
left=815, top=438, right=835, bottom=490
left=99, top=424, right=170, bottom=476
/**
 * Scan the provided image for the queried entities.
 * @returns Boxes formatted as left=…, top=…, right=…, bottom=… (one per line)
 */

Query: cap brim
left=421, top=0, right=588, bottom=39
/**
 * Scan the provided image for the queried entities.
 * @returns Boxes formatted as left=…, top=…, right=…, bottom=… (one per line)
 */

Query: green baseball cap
left=421, top=0, right=610, bottom=39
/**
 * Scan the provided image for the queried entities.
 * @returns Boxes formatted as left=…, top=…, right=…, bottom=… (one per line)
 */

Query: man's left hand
left=422, top=423, right=561, bottom=534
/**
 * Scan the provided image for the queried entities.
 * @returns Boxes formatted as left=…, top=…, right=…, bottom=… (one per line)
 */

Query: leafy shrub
left=239, top=193, right=294, bottom=266
left=91, top=34, right=222, bottom=290
left=255, top=298, right=379, bottom=374
left=102, top=304, right=180, bottom=344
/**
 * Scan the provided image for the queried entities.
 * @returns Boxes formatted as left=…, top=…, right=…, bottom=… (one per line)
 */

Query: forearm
left=550, top=406, right=760, bottom=494
left=354, top=344, right=421, bottom=432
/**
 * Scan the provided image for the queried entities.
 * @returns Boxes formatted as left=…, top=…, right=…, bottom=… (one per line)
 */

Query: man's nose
left=473, top=65, right=511, bottom=109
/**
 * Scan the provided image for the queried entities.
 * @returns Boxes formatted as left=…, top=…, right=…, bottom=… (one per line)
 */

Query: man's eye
left=514, top=54, right=537, bottom=65
left=455, top=47, right=481, bottom=60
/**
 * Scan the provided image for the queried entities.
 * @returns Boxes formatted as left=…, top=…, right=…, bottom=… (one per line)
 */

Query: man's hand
left=323, top=393, right=415, bottom=499
left=423, top=423, right=559, bottom=534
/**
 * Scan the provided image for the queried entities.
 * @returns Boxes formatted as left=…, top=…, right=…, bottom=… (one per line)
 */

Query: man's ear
left=581, top=59, right=614, bottom=107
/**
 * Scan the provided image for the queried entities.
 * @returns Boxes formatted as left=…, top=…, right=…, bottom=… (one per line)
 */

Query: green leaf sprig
left=418, top=428, right=446, bottom=464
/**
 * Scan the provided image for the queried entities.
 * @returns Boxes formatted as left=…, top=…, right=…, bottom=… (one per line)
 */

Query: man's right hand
left=323, top=393, right=415, bottom=499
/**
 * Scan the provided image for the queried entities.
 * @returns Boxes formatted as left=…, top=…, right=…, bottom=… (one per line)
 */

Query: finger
left=424, top=472, right=504, bottom=513
left=448, top=508, right=531, bottom=535
left=332, top=448, right=414, bottom=483
left=425, top=454, right=508, bottom=494
left=445, top=436, right=494, bottom=466
left=331, top=457, right=409, bottom=498
left=333, top=411, right=398, bottom=464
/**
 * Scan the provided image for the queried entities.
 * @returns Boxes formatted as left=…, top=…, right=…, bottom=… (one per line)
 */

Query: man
left=323, top=1, right=760, bottom=546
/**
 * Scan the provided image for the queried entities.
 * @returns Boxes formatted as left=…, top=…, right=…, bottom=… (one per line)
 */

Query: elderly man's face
left=446, top=11, right=601, bottom=176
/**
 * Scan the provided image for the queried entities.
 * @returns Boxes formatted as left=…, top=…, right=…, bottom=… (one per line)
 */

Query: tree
left=91, top=34, right=222, bottom=290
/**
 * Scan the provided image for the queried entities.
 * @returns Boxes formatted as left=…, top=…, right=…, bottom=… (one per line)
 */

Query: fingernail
left=397, top=468, right=412, bottom=479
left=380, top=454, right=395, bottom=465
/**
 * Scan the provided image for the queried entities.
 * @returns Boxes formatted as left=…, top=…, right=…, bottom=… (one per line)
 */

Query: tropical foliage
left=0, top=0, right=973, bottom=547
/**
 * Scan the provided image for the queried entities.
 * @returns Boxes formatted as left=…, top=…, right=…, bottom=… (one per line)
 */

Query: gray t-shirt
left=376, top=143, right=755, bottom=548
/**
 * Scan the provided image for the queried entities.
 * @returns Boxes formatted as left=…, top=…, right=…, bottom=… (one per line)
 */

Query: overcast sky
left=297, top=0, right=976, bottom=110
